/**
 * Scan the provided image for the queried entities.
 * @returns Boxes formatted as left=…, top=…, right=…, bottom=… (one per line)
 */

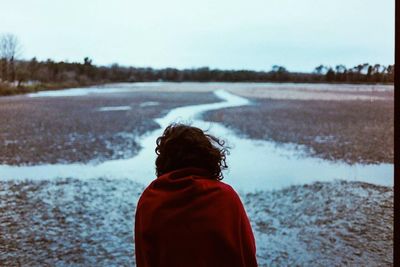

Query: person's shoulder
left=206, top=180, right=242, bottom=204
left=216, top=180, right=237, bottom=194
left=197, top=178, right=235, bottom=192
left=136, top=183, right=154, bottom=209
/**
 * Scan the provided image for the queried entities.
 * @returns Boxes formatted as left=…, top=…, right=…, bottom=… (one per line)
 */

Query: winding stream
left=0, top=90, right=393, bottom=191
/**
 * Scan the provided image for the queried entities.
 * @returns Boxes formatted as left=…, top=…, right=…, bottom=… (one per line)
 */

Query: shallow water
left=98, top=106, right=132, bottom=111
left=0, top=89, right=393, bottom=191
left=26, top=83, right=163, bottom=97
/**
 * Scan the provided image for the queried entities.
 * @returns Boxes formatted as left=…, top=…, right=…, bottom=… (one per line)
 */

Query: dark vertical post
left=394, top=0, right=399, bottom=265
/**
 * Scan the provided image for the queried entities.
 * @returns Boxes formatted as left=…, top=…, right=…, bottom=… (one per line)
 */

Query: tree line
left=0, top=33, right=394, bottom=95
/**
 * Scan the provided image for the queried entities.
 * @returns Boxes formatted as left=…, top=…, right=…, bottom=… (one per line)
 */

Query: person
left=134, top=123, right=257, bottom=267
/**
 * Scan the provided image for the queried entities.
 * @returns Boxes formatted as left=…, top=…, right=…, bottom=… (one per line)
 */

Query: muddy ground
left=1, top=84, right=393, bottom=166
left=0, top=179, right=393, bottom=266
left=203, top=98, right=393, bottom=164
left=0, top=92, right=218, bottom=165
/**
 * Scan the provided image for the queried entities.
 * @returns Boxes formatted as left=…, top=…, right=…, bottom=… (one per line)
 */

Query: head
left=155, top=123, right=229, bottom=180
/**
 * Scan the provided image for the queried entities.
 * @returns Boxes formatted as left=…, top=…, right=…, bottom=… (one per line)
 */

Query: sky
left=0, top=0, right=395, bottom=72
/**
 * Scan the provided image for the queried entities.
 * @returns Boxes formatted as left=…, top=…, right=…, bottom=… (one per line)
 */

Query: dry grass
left=204, top=98, right=393, bottom=164
left=0, top=92, right=218, bottom=165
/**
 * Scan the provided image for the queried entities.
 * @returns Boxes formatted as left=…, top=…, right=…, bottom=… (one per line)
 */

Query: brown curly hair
left=155, top=123, right=229, bottom=180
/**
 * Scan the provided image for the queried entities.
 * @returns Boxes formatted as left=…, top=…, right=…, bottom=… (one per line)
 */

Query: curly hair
left=155, top=123, right=229, bottom=180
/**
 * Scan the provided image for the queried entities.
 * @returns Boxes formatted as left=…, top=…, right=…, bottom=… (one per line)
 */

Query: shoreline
left=0, top=81, right=110, bottom=97
left=0, top=81, right=394, bottom=97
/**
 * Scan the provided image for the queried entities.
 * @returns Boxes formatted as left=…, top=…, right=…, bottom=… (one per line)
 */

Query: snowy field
left=0, top=82, right=394, bottom=266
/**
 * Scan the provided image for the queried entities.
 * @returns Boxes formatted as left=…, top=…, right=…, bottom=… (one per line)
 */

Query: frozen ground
left=246, top=181, right=393, bottom=266
left=0, top=179, right=393, bottom=266
left=0, top=83, right=394, bottom=266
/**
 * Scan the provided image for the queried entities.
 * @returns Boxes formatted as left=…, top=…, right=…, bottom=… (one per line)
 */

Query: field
left=204, top=98, right=393, bottom=164
left=0, top=178, right=392, bottom=266
left=0, top=82, right=394, bottom=266
left=0, top=91, right=218, bottom=165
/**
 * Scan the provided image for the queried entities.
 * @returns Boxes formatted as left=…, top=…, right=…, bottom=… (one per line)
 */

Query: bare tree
left=0, top=33, right=21, bottom=82
left=314, top=64, right=327, bottom=75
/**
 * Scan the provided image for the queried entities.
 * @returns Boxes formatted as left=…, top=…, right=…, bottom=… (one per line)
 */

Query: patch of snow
left=139, top=101, right=159, bottom=107
left=3, top=140, right=18, bottom=145
left=97, top=106, right=132, bottom=112
left=27, top=87, right=132, bottom=97
left=314, top=135, right=336, bottom=143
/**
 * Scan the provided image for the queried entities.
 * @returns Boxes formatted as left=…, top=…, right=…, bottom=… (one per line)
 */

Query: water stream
left=0, top=90, right=393, bottom=191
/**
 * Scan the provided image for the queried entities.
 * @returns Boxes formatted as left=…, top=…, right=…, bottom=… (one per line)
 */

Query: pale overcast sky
left=0, top=0, right=394, bottom=72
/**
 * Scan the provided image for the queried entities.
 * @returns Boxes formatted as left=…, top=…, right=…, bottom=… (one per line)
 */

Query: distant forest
left=0, top=33, right=395, bottom=96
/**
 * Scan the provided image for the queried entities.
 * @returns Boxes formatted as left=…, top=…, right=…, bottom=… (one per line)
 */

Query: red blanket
left=135, top=167, right=258, bottom=267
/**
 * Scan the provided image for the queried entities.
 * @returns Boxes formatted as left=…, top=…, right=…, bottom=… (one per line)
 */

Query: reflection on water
left=98, top=106, right=132, bottom=112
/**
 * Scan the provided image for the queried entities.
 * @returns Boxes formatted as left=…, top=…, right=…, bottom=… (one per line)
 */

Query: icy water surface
left=0, top=89, right=393, bottom=191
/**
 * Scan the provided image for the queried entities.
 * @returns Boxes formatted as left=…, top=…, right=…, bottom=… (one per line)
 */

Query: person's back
left=134, top=124, right=257, bottom=267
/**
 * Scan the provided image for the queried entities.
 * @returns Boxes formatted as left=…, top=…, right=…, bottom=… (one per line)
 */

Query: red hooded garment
left=135, top=167, right=258, bottom=267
